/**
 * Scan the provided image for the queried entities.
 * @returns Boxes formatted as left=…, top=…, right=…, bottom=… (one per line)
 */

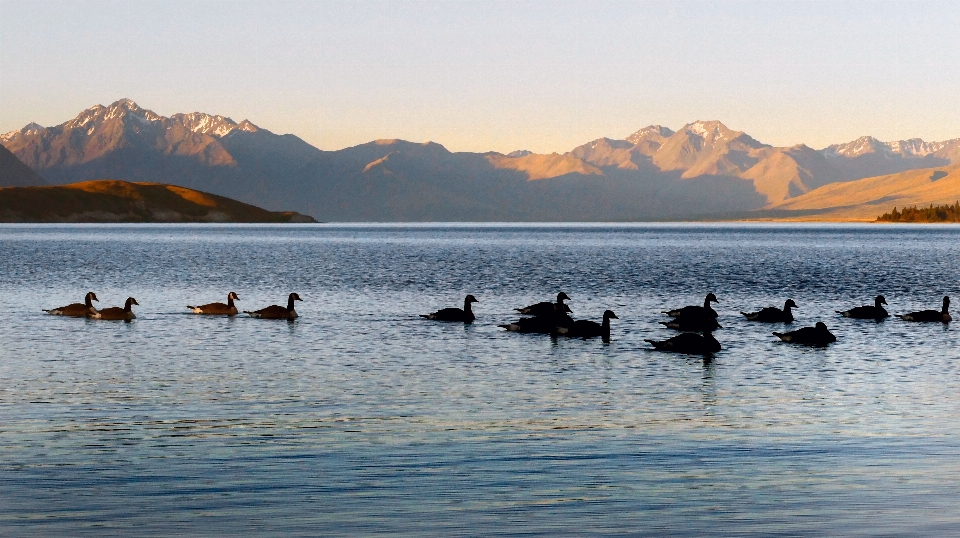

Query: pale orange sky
left=2, top=1, right=958, bottom=154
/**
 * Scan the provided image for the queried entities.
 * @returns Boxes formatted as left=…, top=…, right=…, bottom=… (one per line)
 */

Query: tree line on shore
left=877, top=202, right=960, bottom=223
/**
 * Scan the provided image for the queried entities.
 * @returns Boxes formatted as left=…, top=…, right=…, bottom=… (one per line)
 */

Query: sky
left=1, top=0, right=958, bottom=154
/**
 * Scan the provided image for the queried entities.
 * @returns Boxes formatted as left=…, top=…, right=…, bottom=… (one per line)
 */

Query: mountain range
left=2, top=99, right=958, bottom=220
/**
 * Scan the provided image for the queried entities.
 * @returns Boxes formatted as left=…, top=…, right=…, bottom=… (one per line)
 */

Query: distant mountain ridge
left=2, top=99, right=958, bottom=221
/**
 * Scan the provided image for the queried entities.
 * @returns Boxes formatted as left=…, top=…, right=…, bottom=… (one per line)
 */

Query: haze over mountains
left=2, top=99, right=958, bottom=221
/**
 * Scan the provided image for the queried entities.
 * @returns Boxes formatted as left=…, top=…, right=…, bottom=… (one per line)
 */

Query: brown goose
left=90, top=297, right=139, bottom=321
left=837, top=295, right=888, bottom=320
left=245, top=293, right=302, bottom=319
left=44, top=292, right=99, bottom=317
left=187, top=292, right=240, bottom=315
left=421, top=294, right=478, bottom=323
left=897, top=296, right=951, bottom=323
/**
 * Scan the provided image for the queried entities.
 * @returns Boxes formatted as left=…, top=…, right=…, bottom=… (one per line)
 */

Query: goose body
left=187, top=292, right=240, bottom=315
left=645, top=331, right=721, bottom=355
left=515, top=292, right=571, bottom=317
left=90, top=297, right=138, bottom=321
left=663, top=293, right=719, bottom=319
left=898, top=296, right=951, bottom=322
left=245, top=293, right=302, bottom=319
left=500, top=308, right=574, bottom=335
left=421, top=295, right=478, bottom=323
left=773, top=322, right=836, bottom=346
left=837, top=295, right=889, bottom=320
left=560, top=310, right=618, bottom=339
left=44, top=292, right=99, bottom=317
left=742, top=299, right=797, bottom=323
left=660, top=313, right=721, bottom=332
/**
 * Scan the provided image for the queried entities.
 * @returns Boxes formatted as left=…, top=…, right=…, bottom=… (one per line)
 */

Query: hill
left=761, top=166, right=960, bottom=221
left=0, top=180, right=316, bottom=223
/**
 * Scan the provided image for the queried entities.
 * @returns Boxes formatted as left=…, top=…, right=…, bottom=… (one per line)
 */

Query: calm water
left=1, top=223, right=959, bottom=536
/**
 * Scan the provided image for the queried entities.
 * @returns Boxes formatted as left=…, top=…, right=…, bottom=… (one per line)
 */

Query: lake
left=1, top=223, right=958, bottom=536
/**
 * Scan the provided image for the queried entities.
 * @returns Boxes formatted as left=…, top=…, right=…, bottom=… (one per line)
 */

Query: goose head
left=125, top=297, right=139, bottom=308
left=557, top=292, right=570, bottom=304
left=875, top=295, right=887, bottom=306
left=784, top=299, right=798, bottom=309
left=706, top=293, right=719, bottom=304
left=228, top=291, right=240, bottom=301
left=86, top=292, right=99, bottom=303
left=290, top=293, right=303, bottom=302
left=465, top=294, right=479, bottom=303
left=943, top=296, right=951, bottom=312
left=603, top=310, right=618, bottom=320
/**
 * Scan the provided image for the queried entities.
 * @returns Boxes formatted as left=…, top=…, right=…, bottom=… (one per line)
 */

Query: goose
left=187, top=292, right=240, bottom=315
left=500, top=306, right=575, bottom=335
left=515, top=292, right=571, bottom=317
left=245, top=293, right=302, bottom=319
left=663, top=293, right=719, bottom=319
left=645, top=331, right=721, bottom=355
left=897, top=296, right=951, bottom=322
left=660, top=313, right=722, bottom=332
left=742, top=299, right=797, bottom=323
left=559, top=310, right=618, bottom=339
left=421, top=294, right=478, bottom=323
left=90, top=297, right=138, bottom=321
left=44, top=292, right=99, bottom=317
left=773, top=322, right=836, bottom=345
left=837, top=295, right=888, bottom=320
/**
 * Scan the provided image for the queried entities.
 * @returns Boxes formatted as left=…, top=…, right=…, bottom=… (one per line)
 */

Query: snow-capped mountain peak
left=625, top=125, right=674, bottom=144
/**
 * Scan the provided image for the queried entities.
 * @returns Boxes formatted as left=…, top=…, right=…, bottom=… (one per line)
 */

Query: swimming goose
left=515, top=292, right=571, bottom=317
left=837, top=295, right=889, bottom=320
left=559, top=310, right=618, bottom=339
left=44, top=292, right=99, bottom=317
left=245, top=293, right=302, bottom=319
left=421, top=294, right=478, bottom=323
left=90, top=297, right=138, bottom=321
left=660, top=313, right=722, bottom=332
left=742, top=299, right=797, bottom=323
left=773, top=322, right=836, bottom=346
left=663, top=293, right=719, bottom=319
left=187, top=292, right=240, bottom=315
left=645, top=331, right=721, bottom=355
left=897, top=296, right=951, bottom=322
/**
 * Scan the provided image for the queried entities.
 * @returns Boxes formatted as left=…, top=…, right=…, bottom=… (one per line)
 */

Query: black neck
left=703, top=297, right=711, bottom=308
left=463, top=298, right=473, bottom=313
left=85, top=294, right=93, bottom=307
left=943, top=300, right=950, bottom=314
left=227, top=295, right=235, bottom=308
left=287, top=296, right=296, bottom=311
left=124, top=299, right=133, bottom=312
left=784, top=302, right=793, bottom=312
left=876, top=298, right=883, bottom=308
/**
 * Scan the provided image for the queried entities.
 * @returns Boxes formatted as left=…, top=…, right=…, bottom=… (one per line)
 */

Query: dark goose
left=660, top=313, right=721, bottom=332
left=742, top=299, right=797, bottom=323
left=421, top=294, right=478, bottom=323
left=187, top=292, right=240, bottom=315
left=663, top=293, right=719, bottom=319
left=837, top=295, right=889, bottom=320
left=91, top=297, right=138, bottom=321
left=500, top=305, right=574, bottom=335
left=897, top=296, right=951, bottom=322
left=44, top=291, right=99, bottom=317
left=773, top=322, right=836, bottom=346
left=245, top=293, right=302, bottom=320
left=516, top=292, right=571, bottom=317
left=560, top=310, right=618, bottom=340
left=645, top=331, right=721, bottom=355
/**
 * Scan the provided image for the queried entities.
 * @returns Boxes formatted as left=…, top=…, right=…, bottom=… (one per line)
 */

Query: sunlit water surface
left=1, top=223, right=959, bottom=536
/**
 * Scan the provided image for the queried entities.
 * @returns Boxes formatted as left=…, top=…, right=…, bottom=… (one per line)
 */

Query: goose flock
left=44, top=291, right=951, bottom=355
